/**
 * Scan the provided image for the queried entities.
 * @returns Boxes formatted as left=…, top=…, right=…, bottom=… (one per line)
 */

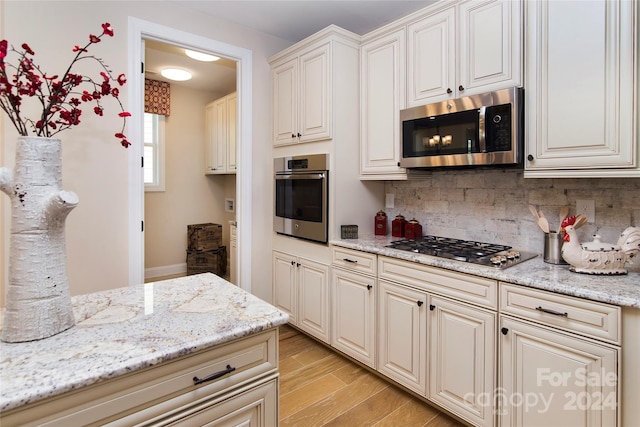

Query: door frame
left=127, top=17, right=253, bottom=291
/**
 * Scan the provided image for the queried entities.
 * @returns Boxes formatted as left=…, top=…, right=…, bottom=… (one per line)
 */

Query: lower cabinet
left=499, top=316, right=618, bottom=427
left=272, top=251, right=330, bottom=343
left=331, top=267, right=376, bottom=367
left=377, top=279, right=427, bottom=395
left=1, top=330, right=279, bottom=427
left=428, top=295, right=496, bottom=427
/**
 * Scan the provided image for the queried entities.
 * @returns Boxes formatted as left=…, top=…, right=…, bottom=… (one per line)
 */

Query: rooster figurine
left=560, top=216, right=640, bottom=275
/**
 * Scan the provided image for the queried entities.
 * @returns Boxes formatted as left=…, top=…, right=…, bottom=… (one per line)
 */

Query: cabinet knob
left=429, top=304, right=435, bottom=311
left=417, top=300, right=424, bottom=307
left=296, top=262, right=301, bottom=267
left=291, top=260, right=295, bottom=266
left=527, top=154, right=534, bottom=162
left=291, top=133, right=296, bottom=138
left=458, top=85, right=465, bottom=92
left=297, top=132, right=302, bottom=138
left=446, top=88, right=453, bottom=94
left=367, top=284, right=373, bottom=290
left=501, top=327, right=509, bottom=335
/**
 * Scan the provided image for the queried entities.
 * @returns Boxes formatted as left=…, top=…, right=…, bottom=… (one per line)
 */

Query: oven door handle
left=275, top=173, right=326, bottom=180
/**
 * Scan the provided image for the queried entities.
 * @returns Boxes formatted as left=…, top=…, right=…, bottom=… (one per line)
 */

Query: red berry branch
left=0, top=22, right=131, bottom=147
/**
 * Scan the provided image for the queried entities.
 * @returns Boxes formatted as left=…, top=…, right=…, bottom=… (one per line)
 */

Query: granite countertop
left=331, top=235, right=640, bottom=308
left=0, top=273, right=289, bottom=413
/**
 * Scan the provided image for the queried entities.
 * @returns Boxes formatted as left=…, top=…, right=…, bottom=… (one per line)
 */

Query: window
left=144, top=112, right=165, bottom=192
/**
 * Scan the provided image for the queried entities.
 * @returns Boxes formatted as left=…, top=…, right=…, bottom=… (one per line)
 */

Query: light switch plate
left=576, top=199, right=595, bottom=223
left=385, top=193, right=395, bottom=209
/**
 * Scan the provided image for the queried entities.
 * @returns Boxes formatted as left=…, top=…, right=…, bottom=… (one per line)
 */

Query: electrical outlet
left=385, top=193, right=395, bottom=209
left=576, top=199, right=595, bottom=223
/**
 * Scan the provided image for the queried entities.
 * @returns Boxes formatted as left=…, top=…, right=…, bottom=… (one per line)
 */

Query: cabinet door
left=525, top=0, right=637, bottom=173
left=272, top=58, right=298, bottom=146
left=458, top=0, right=522, bottom=94
left=272, top=251, right=297, bottom=325
left=297, top=258, right=330, bottom=343
left=407, top=5, right=456, bottom=106
left=428, top=295, right=496, bottom=427
left=163, top=377, right=277, bottom=427
left=360, top=30, right=407, bottom=179
left=229, top=224, right=237, bottom=285
left=204, top=102, right=216, bottom=174
left=298, top=42, right=331, bottom=143
left=331, top=268, right=376, bottom=368
left=210, top=97, right=227, bottom=174
left=377, top=280, right=427, bottom=395
left=500, top=316, right=617, bottom=427
left=226, top=93, right=237, bottom=173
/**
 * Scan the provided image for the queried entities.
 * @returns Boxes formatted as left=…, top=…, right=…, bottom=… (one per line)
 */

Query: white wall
left=1, top=1, right=290, bottom=300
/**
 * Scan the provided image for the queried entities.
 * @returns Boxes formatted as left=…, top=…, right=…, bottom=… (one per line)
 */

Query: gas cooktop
left=386, top=235, right=537, bottom=269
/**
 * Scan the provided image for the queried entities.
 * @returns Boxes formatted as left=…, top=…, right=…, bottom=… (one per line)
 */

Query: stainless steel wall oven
left=274, top=154, right=329, bottom=244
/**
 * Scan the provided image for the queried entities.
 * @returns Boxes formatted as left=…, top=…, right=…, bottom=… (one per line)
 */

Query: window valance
left=144, top=79, right=170, bottom=116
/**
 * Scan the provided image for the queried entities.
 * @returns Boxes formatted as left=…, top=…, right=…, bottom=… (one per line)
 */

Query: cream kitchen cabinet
left=377, top=279, right=427, bottom=395
left=271, top=41, right=331, bottom=146
left=524, top=0, right=639, bottom=177
left=205, top=92, right=237, bottom=174
left=229, top=222, right=237, bottom=285
left=407, top=0, right=522, bottom=106
left=272, top=250, right=330, bottom=343
left=331, top=246, right=377, bottom=368
left=1, top=330, right=279, bottom=427
left=428, top=295, right=496, bottom=427
left=359, top=29, right=407, bottom=179
left=499, top=283, right=620, bottom=426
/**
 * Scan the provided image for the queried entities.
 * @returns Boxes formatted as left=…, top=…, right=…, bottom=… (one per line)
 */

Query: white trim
left=145, top=262, right=187, bottom=280
left=128, top=17, right=253, bottom=293
left=144, top=114, right=166, bottom=192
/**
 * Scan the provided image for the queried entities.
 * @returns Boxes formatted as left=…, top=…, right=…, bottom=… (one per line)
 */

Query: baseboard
left=145, top=263, right=187, bottom=280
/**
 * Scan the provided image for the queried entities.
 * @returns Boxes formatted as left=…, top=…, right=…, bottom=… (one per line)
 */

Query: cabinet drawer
left=331, top=247, right=377, bottom=276
left=500, top=283, right=621, bottom=344
left=3, top=330, right=278, bottom=427
left=378, top=256, right=497, bottom=309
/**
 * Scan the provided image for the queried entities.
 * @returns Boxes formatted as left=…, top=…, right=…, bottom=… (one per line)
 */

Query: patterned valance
left=144, top=79, right=170, bottom=116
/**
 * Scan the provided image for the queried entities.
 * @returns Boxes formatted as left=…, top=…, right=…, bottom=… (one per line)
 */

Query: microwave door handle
left=478, top=106, right=486, bottom=153
left=275, top=173, right=326, bottom=180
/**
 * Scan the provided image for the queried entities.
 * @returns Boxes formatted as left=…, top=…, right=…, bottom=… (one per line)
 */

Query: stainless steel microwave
left=400, top=87, right=524, bottom=169
left=274, top=154, right=329, bottom=244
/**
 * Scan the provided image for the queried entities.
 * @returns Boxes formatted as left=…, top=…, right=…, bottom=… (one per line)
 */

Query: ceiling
left=146, top=1, right=434, bottom=92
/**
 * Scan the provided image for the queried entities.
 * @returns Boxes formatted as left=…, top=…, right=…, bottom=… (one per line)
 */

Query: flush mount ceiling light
left=185, top=49, right=220, bottom=62
left=160, top=68, right=192, bottom=81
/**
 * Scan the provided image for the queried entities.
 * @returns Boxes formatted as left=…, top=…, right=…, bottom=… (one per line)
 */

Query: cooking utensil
left=529, top=205, right=540, bottom=222
left=574, top=214, right=588, bottom=229
left=538, top=216, right=550, bottom=233
left=558, top=206, right=569, bottom=232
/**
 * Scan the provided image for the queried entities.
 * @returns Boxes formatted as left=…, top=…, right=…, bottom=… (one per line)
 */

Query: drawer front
left=331, top=246, right=377, bottom=276
left=3, top=330, right=278, bottom=427
left=378, top=256, right=497, bottom=309
left=500, top=283, right=621, bottom=344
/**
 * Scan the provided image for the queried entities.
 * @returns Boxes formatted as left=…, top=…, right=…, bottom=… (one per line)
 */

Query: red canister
left=375, top=210, right=387, bottom=235
left=392, top=214, right=406, bottom=237
left=404, top=218, right=423, bottom=239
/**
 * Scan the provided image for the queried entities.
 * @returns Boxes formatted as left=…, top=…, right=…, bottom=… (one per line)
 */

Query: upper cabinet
left=360, top=29, right=407, bottom=179
left=271, top=41, right=332, bottom=146
left=524, top=0, right=639, bottom=177
left=407, top=0, right=522, bottom=107
left=205, top=92, right=237, bottom=175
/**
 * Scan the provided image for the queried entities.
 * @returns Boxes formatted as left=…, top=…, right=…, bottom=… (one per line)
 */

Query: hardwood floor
left=278, top=324, right=467, bottom=427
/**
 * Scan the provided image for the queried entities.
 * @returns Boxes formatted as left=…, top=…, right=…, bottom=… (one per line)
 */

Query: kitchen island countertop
left=331, top=235, right=640, bottom=308
left=0, top=273, right=289, bottom=413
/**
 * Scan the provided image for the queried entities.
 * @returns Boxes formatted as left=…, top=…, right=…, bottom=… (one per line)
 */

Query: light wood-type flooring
left=279, top=324, right=467, bottom=427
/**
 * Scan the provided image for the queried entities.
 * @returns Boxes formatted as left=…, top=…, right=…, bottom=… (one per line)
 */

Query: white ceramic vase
left=0, top=136, right=78, bottom=342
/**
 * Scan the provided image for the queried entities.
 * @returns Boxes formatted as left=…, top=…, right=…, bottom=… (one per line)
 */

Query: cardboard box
left=187, top=223, right=222, bottom=251
left=186, top=246, right=227, bottom=277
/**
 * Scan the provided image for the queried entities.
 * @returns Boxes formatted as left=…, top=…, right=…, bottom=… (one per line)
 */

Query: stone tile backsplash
left=385, top=169, right=640, bottom=260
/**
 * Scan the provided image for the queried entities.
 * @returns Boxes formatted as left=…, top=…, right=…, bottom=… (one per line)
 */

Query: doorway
left=127, top=18, right=253, bottom=292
